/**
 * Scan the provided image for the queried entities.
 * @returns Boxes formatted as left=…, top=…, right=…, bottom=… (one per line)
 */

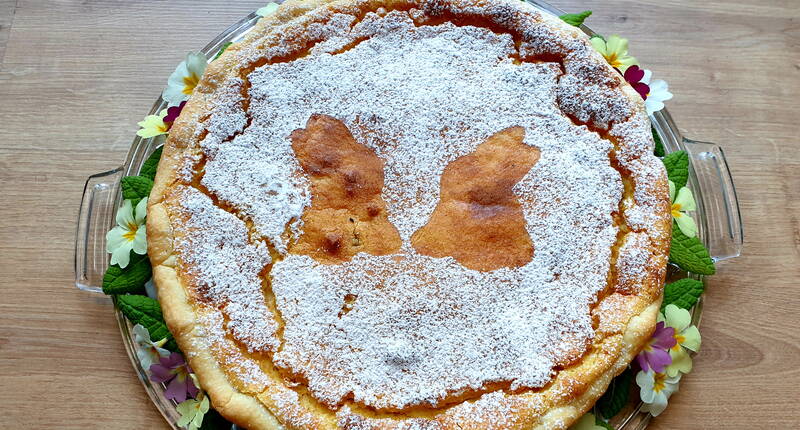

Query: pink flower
left=636, top=321, right=677, bottom=373
left=621, top=65, right=650, bottom=100
left=149, top=352, right=198, bottom=402
left=164, top=101, right=187, bottom=123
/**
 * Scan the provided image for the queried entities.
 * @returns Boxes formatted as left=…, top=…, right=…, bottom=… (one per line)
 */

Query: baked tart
left=146, top=0, right=672, bottom=428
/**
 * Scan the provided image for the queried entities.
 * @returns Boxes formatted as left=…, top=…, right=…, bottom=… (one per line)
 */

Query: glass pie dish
left=74, top=2, right=743, bottom=429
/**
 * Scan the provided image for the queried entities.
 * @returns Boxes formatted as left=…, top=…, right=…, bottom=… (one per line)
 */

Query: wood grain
left=0, top=1, right=797, bottom=429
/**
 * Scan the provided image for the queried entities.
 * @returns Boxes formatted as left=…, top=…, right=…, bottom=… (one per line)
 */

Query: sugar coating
left=170, top=186, right=279, bottom=354
left=169, top=0, right=661, bottom=414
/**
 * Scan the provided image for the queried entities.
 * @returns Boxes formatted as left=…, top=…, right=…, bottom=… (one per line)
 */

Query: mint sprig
left=652, top=126, right=665, bottom=157
left=662, top=278, right=705, bottom=312
left=117, top=294, right=178, bottom=351
left=103, top=252, right=151, bottom=295
left=663, top=150, right=689, bottom=189
left=121, top=175, right=154, bottom=207
left=559, top=10, right=592, bottom=27
left=670, top=222, right=716, bottom=275
left=139, top=146, right=163, bottom=181
left=597, top=368, right=633, bottom=419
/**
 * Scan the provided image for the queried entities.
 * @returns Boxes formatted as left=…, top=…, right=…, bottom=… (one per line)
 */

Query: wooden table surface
left=1, top=0, right=798, bottom=428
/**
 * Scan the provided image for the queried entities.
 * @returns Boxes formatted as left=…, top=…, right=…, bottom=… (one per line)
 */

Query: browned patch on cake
left=289, top=114, right=401, bottom=263
left=411, top=126, right=539, bottom=271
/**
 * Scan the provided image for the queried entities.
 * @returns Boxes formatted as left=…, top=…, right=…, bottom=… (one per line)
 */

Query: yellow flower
left=590, top=35, right=638, bottom=72
left=660, top=305, right=702, bottom=377
left=177, top=374, right=209, bottom=430
left=257, top=2, right=280, bottom=17
left=176, top=394, right=209, bottom=430
left=669, top=180, right=698, bottom=238
left=136, top=109, right=169, bottom=138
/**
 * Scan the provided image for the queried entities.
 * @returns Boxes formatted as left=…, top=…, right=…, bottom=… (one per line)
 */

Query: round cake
left=146, top=0, right=672, bottom=428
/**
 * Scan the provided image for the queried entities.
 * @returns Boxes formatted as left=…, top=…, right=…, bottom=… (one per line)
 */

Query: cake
left=146, top=0, right=672, bottom=428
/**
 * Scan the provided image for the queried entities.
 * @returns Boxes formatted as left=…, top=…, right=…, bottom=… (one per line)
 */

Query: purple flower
left=164, top=101, right=186, bottom=123
left=149, top=352, right=198, bottom=402
left=636, top=321, right=677, bottom=373
left=621, top=65, right=651, bottom=100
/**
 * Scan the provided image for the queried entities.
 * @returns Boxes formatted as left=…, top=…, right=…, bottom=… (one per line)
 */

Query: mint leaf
left=653, top=126, right=665, bottom=157
left=139, top=146, right=163, bottom=181
left=121, top=175, right=154, bottom=207
left=662, top=150, right=689, bottom=189
left=214, top=42, right=233, bottom=60
left=559, top=10, right=592, bottom=27
left=662, top=278, right=705, bottom=312
left=116, top=295, right=178, bottom=351
left=670, top=222, right=716, bottom=275
left=597, top=368, right=633, bottom=419
left=102, top=252, right=151, bottom=295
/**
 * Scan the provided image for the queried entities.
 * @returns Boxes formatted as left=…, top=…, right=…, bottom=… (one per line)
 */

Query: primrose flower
left=164, top=101, right=186, bottom=123
left=660, top=304, right=702, bottom=377
left=137, top=109, right=169, bottom=138
left=636, top=321, right=676, bottom=373
left=132, top=324, right=169, bottom=369
left=669, top=180, right=698, bottom=238
left=176, top=375, right=209, bottom=430
left=641, top=69, right=673, bottom=114
left=257, top=2, right=280, bottom=17
left=636, top=369, right=681, bottom=416
left=150, top=352, right=198, bottom=403
left=106, top=198, right=148, bottom=268
left=622, top=65, right=650, bottom=100
left=162, top=52, right=208, bottom=107
left=591, top=35, right=638, bottom=72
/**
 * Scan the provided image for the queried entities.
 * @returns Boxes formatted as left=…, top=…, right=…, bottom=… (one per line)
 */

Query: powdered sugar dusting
left=169, top=186, right=279, bottom=354
left=254, top=15, right=621, bottom=409
left=168, top=0, right=662, bottom=415
left=193, top=310, right=271, bottom=389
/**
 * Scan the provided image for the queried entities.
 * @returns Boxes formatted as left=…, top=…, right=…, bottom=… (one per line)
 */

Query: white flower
left=132, top=324, right=170, bottom=369
left=256, top=2, right=279, bottom=17
left=162, top=52, right=208, bottom=107
left=669, top=180, right=698, bottom=238
left=569, top=412, right=608, bottom=430
left=106, top=198, right=148, bottom=268
left=641, top=69, right=673, bottom=115
left=636, top=369, right=681, bottom=416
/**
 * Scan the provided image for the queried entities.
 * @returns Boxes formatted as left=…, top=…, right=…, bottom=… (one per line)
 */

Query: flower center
left=123, top=222, right=138, bottom=241
left=182, top=73, right=199, bottom=95
left=671, top=203, right=682, bottom=218
left=672, top=333, right=685, bottom=350
left=606, top=53, right=621, bottom=68
left=653, top=372, right=667, bottom=393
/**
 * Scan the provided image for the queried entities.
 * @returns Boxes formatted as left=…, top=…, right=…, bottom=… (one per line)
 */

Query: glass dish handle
left=75, top=168, right=123, bottom=293
left=682, top=138, right=744, bottom=261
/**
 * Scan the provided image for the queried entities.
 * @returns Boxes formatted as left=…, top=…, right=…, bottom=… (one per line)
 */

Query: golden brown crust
left=411, top=126, right=540, bottom=271
left=147, top=0, right=671, bottom=428
left=290, top=114, right=402, bottom=264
